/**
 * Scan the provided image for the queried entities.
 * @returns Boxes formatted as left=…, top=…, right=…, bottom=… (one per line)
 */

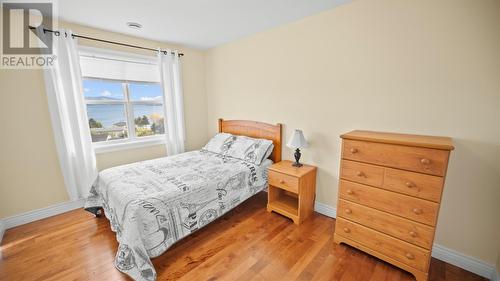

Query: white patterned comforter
left=85, top=150, right=271, bottom=281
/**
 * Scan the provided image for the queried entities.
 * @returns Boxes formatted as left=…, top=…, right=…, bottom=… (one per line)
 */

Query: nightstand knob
left=412, top=208, right=423, bottom=215
left=279, top=179, right=285, bottom=184
left=343, top=228, right=350, bottom=233
left=409, top=231, right=417, bottom=237
left=405, top=181, right=414, bottom=188
left=420, top=158, right=431, bottom=165
left=356, top=171, right=364, bottom=177
left=346, top=189, right=354, bottom=195
left=345, top=208, right=352, bottom=214
left=350, top=148, right=358, bottom=154
left=405, top=253, right=415, bottom=260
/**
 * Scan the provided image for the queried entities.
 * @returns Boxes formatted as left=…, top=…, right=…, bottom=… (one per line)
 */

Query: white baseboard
left=312, top=201, right=495, bottom=280
left=314, top=201, right=337, bottom=218
left=2, top=199, right=85, bottom=230
left=432, top=244, right=495, bottom=279
left=0, top=220, right=5, bottom=244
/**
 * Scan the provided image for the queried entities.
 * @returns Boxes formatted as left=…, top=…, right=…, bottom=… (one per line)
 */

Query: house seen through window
left=84, top=78, right=165, bottom=143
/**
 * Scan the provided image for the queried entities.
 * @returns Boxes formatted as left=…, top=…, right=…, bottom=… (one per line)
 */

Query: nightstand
left=267, top=160, right=317, bottom=224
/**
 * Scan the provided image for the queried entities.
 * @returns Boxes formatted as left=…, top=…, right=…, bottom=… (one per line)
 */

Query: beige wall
left=0, top=69, right=70, bottom=217
left=0, top=22, right=208, bottom=218
left=1, top=0, right=499, bottom=268
left=206, top=0, right=500, bottom=264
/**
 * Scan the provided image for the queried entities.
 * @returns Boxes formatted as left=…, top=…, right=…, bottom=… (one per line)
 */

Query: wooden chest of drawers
left=334, top=130, right=454, bottom=281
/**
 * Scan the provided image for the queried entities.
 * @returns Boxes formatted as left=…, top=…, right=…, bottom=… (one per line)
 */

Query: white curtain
left=38, top=28, right=98, bottom=200
left=158, top=49, right=186, bottom=155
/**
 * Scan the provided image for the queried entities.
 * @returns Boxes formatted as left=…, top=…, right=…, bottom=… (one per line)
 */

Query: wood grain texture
left=340, top=159, right=385, bottom=187
left=268, top=170, right=299, bottom=193
left=339, top=180, right=440, bottom=226
left=334, top=234, right=430, bottom=281
left=298, top=167, right=317, bottom=224
left=335, top=131, right=454, bottom=281
left=340, top=130, right=454, bottom=151
left=383, top=168, right=444, bottom=203
left=0, top=192, right=486, bottom=281
left=218, top=118, right=282, bottom=163
left=341, top=159, right=445, bottom=202
left=338, top=199, right=435, bottom=249
left=267, top=160, right=317, bottom=224
left=342, top=139, right=450, bottom=176
left=336, top=218, right=431, bottom=272
left=268, top=160, right=317, bottom=178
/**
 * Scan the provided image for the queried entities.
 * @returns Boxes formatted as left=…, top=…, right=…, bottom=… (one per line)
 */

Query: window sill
left=93, top=136, right=165, bottom=154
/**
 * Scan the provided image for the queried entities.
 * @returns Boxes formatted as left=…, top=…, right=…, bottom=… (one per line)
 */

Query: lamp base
left=292, top=148, right=303, bottom=167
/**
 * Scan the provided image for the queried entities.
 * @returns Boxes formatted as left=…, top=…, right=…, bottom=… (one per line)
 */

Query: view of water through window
left=83, top=79, right=165, bottom=143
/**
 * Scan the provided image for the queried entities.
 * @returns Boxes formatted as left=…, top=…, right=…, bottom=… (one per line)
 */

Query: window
left=79, top=47, right=165, bottom=152
left=84, top=78, right=165, bottom=143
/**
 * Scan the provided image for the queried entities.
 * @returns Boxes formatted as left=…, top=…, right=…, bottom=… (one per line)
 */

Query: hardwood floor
left=0, top=192, right=487, bottom=281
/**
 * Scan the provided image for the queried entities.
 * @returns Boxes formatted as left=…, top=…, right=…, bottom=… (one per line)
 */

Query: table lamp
left=287, top=129, right=309, bottom=167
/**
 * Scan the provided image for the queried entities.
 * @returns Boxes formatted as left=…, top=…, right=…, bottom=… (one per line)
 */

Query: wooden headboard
left=218, top=118, right=282, bottom=163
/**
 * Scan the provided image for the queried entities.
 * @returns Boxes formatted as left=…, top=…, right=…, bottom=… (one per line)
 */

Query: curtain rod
left=28, top=26, right=184, bottom=57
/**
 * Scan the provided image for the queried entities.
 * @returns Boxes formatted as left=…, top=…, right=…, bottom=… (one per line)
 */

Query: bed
left=84, top=119, right=282, bottom=281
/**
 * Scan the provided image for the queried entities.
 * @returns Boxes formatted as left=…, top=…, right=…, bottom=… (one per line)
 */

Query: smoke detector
left=126, top=22, right=142, bottom=29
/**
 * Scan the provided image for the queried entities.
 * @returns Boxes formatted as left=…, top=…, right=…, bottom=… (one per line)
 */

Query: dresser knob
left=350, top=148, right=358, bottom=154
left=412, top=208, right=423, bottom=215
left=343, top=228, right=350, bottom=233
left=345, top=208, right=352, bottom=214
left=405, top=253, right=415, bottom=260
left=279, top=179, right=285, bottom=184
left=409, top=231, right=417, bottom=237
left=405, top=182, right=414, bottom=188
left=346, top=189, right=354, bottom=195
left=356, top=171, right=365, bottom=177
left=420, top=158, right=431, bottom=165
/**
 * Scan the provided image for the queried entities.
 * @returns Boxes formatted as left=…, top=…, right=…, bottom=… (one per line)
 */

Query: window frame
left=83, top=76, right=166, bottom=154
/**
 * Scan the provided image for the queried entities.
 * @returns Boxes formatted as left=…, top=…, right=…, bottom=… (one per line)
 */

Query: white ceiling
left=58, top=0, right=349, bottom=49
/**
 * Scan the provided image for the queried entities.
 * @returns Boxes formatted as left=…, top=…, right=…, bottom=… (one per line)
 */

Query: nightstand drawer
left=268, top=170, right=299, bottom=193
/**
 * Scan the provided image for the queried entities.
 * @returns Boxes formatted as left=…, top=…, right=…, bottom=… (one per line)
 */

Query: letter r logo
left=2, top=2, right=53, bottom=55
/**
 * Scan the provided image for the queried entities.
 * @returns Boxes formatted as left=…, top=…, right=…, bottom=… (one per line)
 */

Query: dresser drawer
left=383, top=168, right=444, bottom=202
left=339, top=180, right=439, bottom=226
left=342, top=139, right=450, bottom=176
left=336, top=218, right=431, bottom=271
left=340, top=160, right=384, bottom=187
left=268, top=170, right=299, bottom=193
left=338, top=199, right=435, bottom=249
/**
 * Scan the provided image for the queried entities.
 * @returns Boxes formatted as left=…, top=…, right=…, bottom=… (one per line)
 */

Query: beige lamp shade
left=287, top=129, right=309, bottom=149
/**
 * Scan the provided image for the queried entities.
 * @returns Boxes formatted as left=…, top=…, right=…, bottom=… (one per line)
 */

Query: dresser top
left=341, top=130, right=454, bottom=150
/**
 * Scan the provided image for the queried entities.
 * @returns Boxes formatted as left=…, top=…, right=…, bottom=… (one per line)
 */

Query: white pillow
left=225, top=135, right=274, bottom=165
left=203, top=133, right=274, bottom=165
left=202, top=133, right=234, bottom=154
